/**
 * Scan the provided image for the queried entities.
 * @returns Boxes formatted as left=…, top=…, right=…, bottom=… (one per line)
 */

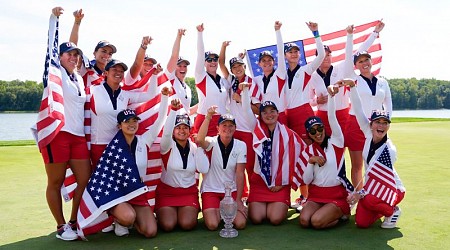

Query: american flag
left=246, top=21, right=382, bottom=78
left=253, top=121, right=303, bottom=190
left=34, top=14, right=65, bottom=150
left=125, top=72, right=171, bottom=209
left=364, top=145, right=397, bottom=206
left=77, top=131, right=148, bottom=239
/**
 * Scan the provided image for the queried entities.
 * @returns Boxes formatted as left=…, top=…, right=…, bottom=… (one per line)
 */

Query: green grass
left=1, top=121, right=449, bottom=249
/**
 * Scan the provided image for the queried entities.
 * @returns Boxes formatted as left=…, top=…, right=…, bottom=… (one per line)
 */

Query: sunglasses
left=206, top=57, right=218, bottom=62
left=308, top=125, right=324, bottom=135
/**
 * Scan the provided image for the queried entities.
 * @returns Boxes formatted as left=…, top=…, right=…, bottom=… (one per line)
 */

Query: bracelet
left=140, top=44, right=147, bottom=50
left=357, top=189, right=366, bottom=198
left=313, top=30, right=320, bottom=38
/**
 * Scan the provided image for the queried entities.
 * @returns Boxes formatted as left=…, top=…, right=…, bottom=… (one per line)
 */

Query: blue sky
left=0, top=0, right=449, bottom=82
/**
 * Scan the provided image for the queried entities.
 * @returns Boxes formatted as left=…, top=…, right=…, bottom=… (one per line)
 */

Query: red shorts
left=90, top=144, right=107, bottom=169
left=192, top=114, right=220, bottom=136
left=316, top=107, right=350, bottom=137
left=201, top=191, right=237, bottom=210
left=40, top=131, right=89, bottom=164
left=155, top=182, right=200, bottom=211
left=344, top=115, right=365, bottom=151
left=307, top=184, right=350, bottom=215
left=286, top=103, right=315, bottom=140
left=247, top=174, right=291, bottom=205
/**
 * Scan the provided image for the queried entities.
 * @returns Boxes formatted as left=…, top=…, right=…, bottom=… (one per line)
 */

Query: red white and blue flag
left=34, top=14, right=65, bottom=150
left=246, top=21, right=382, bottom=78
left=364, top=145, right=397, bottom=206
left=77, top=131, right=148, bottom=239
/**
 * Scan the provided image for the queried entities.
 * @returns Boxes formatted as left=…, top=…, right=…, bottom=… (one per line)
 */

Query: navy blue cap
left=95, top=40, right=117, bottom=53
left=117, top=109, right=140, bottom=123
left=177, top=57, right=190, bottom=65
left=175, top=114, right=191, bottom=127
left=229, top=57, right=245, bottom=69
left=144, top=55, right=157, bottom=64
left=353, top=51, right=371, bottom=65
left=105, top=59, right=128, bottom=71
left=304, top=116, right=324, bottom=131
left=370, top=110, right=391, bottom=123
left=218, top=114, right=236, bottom=125
left=59, top=42, right=83, bottom=56
left=284, top=42, right=300, bottom=53
left=258, top=50, right=274, bottom=62
left=259, top=101, right=278, bottom=113
left=204, top=51, right=219, bottom=60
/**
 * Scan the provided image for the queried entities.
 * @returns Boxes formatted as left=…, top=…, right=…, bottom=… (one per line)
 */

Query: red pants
left=192, top=114, right=220, bottom=136
left=316, top=107, right=350, bottom=137
left=355, top=190, right=405, bottom=228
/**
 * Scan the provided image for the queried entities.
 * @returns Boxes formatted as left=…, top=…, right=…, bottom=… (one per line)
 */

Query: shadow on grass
left=0, top=211, right=403, bottom=250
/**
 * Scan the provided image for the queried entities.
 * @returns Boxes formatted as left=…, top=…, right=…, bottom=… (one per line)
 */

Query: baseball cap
left=117, top=109, right=141, bottom=123
left=304, top=116, right=324, bottom=132
left=284, top=42, right=300, bottom=53
left=229, top=57, right=244, bottom=68
left=353, top=51, right=371, bottom=65
left=259, top=101, right=278, bottom=113
left=95, top=40, right=117, bottom=53
left=204, top=51, right=219, bottom=60
left=370, top=110, right=391, bottom=123
left=316, top=45, right=332, bottom=56
left=59, top=42, right=83, bottom=56
left=105, top=59, right=128, bottom=71
left=258, top=50, right=274, bottom=62
left=218, top=114, right=236, bottom=125
left=175, top=114, right=191, bottom=127
left=144, top=55, right=157, bottom=64
left=177, top=57, right=190, bottom=65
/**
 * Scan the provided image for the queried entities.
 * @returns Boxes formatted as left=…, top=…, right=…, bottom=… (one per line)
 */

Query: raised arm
left=219, top=41, right=231, bottom=79
left=160, top=99, right=181, bottom=154
left=274, top=21, right=286, bottom=78
left=128, top=36, right=153, bottom=80
left=346, top=80, right=371, bottom=137
left=357, top=20, right=385, bottom=53
left=196, top=105, right=216, bottom=149
left=343, top=25, right=356, bottom=79
left=69, top=9, right=83, bottom=45
left=141, top=87, right=171, bottom=147
left=195, top=23, right=206, bottom=79
left=167, top=29, right=186, bottom=73
left=327, top=85, right=344, bottom=147
left=303, top=21, right=325, bottom=75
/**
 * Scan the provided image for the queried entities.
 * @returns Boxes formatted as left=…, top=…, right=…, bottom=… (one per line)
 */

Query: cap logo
left=123, top=109, right=135, bottom=116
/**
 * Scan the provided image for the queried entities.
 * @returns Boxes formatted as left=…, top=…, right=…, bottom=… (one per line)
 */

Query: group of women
left=38, top=6, right=405, bottom=241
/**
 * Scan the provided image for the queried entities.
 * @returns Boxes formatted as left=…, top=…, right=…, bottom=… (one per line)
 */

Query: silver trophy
left=219, top=181, right=238, bottom=238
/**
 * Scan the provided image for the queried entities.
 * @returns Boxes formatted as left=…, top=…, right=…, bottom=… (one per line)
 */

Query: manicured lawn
left=0, top=120, right=449, bottom=249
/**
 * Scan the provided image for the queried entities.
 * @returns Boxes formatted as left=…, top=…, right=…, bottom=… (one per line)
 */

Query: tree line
left=1, top=77, right=449, bottom=112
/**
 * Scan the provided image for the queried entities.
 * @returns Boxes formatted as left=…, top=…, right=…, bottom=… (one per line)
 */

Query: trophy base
left=219, top=228, right=238, bottom=238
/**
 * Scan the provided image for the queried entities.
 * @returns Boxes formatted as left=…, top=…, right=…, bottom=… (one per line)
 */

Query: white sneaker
left=381, top=206, right=401, bottom=229
left=114, top=223, right=129, bottom=236
left=56, top=224, right=78, bottom=241
left=102, top=223, right=114, bottom=233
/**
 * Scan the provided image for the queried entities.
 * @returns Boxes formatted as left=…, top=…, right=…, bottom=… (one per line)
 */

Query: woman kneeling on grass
left=299, top=84, right=354, bottom=229
left=345, top=79, right=406, bottom=229
left=155, top=99, right=209, bottom=232
left=77, top=87, right=170, bottom=239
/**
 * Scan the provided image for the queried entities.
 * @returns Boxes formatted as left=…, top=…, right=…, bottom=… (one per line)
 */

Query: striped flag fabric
left=246, top=20, right=382, bottom=77
left=253, top=121, right=303, bottom=190
left=77, top=131, right=148, bottom=239
left=35, top=14, right=65, bottom=150
left=364, top=145, right=397, bottom=206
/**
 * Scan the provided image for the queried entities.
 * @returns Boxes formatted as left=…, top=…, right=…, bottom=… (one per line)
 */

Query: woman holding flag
left=298, top=84, right=354, bottom=229
left=345, top=79, right=405, bottom=229
left=240, top=83, right=304, bottom=226
left=77, top=87, right=170, bottom=239
left=36, top=7, right=91, bottom=241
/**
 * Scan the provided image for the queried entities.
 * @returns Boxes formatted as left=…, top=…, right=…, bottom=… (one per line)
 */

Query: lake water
left=1, top=110, right=450, bottom=141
